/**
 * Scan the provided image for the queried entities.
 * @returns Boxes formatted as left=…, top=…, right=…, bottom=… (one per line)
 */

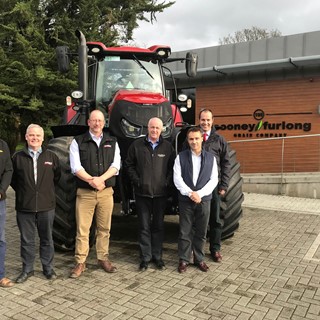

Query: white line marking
left=304, top=232, right=320, bottom=262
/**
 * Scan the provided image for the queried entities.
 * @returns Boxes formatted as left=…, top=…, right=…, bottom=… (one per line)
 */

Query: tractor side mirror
left=56, top=46, right=70, bottom=73
left=186, top=52, right=198, bottom=77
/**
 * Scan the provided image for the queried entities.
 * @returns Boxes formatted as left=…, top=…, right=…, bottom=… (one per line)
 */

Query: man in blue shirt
left=12, top=124, right=61, bottom=283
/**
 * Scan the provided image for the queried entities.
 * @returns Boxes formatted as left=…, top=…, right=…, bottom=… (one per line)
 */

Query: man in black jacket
left=0, top=139, right=13, bottom=287
left=199, top=109, right=231, bottom=262
left=125, top=117, right=174, bottom=271
left=11, top=124, right=61, bottom=283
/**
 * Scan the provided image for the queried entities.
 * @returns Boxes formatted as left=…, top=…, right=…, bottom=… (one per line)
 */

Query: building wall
left=195, top=77, right=320, bottom=173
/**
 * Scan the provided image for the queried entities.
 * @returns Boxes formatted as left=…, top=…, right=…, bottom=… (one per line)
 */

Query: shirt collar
left=147, top=137, right=159, bottom=143
left=89, top=131, right=103, bottom=140
left=203, top=130, right=211, bottom=136
left=28, top=147, right=42, bottom=156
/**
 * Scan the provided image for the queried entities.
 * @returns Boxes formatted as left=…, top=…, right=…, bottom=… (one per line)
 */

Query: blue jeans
left=0, top=200, right=7, bottom=279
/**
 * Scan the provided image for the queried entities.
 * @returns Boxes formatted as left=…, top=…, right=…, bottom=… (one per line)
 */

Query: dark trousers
left=178, top=200, right=210, bottom=264
left=0, top=200, right=6, bottom=279
left=16, top=210, right=55, bottom=273
left=135, top=195, right=166, bottom=262
left=209, top=186, right=222, bottom=252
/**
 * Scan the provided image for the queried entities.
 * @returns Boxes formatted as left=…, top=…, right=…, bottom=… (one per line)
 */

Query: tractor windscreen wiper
left=133, top=55, right=154, bottom=80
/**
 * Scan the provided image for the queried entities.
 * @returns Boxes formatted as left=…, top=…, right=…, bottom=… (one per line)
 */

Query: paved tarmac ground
left=1, top=188, right=320, bottom=320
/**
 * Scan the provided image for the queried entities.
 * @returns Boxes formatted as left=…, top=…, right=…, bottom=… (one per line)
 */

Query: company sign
left=215, top=109, right=312, bottom=138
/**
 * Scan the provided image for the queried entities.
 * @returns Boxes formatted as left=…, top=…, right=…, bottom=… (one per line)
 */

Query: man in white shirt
left=69, top=110, right=121, bottom=278
left=199, top=109, right=231, bottom=263
left=174, top=127, right=218, bottom=273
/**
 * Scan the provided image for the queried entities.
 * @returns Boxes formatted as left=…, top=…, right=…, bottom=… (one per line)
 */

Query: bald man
left=125, top=117, right=174, bottom=271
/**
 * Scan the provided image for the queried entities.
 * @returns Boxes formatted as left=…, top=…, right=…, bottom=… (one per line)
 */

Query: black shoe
left=15, top=271, right=34, bottom=284
left=154, top=259, right=166, bottom=270
left=139, top=261, right=148, bottom=271
left=43, top=270, right=57, bottom=280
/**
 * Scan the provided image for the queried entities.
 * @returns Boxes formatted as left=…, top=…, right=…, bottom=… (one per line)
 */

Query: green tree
left=219, top=26, right=282, bottom=45
left=0, top=0, right=174, bottom=150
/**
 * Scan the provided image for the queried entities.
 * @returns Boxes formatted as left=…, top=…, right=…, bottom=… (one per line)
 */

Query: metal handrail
left=228, top=134, right=320, bottom=190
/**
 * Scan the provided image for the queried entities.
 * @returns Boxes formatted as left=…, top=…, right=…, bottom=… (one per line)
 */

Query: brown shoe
left=211, top=251, right=222, bottom=263
left=0, top=277, right=14, bottom=288
left=178, top=261, right=188, bottom=273
left=196, top=261, right=209, bottom=272
left=98, top=260, right=117, bottom=273
left=70, top=263, right=86, bottom=278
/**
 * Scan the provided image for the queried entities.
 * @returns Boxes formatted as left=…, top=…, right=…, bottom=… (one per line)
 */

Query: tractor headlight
left=121, top=119, right=142, bottom=137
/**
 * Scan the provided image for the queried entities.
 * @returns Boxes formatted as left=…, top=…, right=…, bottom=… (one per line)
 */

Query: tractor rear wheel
left=48, top=136, right=96, bottom=251
left=220, top=149, right=244, bottom=239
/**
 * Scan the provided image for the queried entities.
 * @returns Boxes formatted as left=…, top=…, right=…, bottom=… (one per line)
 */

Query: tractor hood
left=110, top=89, right=168, bottom=106
left=107, top=89, right=173, bottom=143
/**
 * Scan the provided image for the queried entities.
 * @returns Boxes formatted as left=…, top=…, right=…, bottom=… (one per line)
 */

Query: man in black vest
left=174, top=127, right=218, bottom=273
left=69, top=110, right=121, bottom=278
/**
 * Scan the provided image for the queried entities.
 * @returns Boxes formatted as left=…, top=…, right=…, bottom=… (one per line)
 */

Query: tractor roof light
left=157, top=48, right=171, bottom=59
left=71, top=90, right=83, bottom=99
left=91, top=47, right=101, bottom=53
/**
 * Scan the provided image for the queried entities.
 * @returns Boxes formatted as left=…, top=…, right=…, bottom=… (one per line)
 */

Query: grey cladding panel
left=286, top=34, right=304, bottom=57
left=234, top=42, right=250, bottom=64
left=201, top=46, right=220, bottom=68
left=251, top=39, right=267, bottom=62
left=169, top=30, right=320, bottom=73
left=304, top=31, right=320, bottom=55
left=267, top=37, right=286, bottom=60
left=219, top=44, right=235, bottom=65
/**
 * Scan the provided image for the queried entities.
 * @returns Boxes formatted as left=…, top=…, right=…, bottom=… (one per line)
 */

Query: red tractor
left=50, top=31, right=243, bottom=251
left=49, top=30, right=198, bottom=250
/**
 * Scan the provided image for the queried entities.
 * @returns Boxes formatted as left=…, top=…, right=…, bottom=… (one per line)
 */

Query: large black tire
left=48, top=136, right=96, bottom=251
left=220, top=148, right=244, bottom=239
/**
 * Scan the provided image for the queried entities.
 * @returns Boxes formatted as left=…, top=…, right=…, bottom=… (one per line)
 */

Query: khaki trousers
left=75, top=187, right=114, bottom=263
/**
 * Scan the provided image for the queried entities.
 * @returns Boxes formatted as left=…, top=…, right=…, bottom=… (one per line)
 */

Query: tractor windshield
left=96, top=57, right=163, bottom=104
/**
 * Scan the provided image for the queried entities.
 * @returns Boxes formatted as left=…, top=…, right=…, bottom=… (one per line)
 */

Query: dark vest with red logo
left=74, top=131, right=117, bottom=189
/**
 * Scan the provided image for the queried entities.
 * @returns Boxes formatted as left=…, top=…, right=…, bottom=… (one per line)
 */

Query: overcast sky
left=133, top=0, right=320, bottom=52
